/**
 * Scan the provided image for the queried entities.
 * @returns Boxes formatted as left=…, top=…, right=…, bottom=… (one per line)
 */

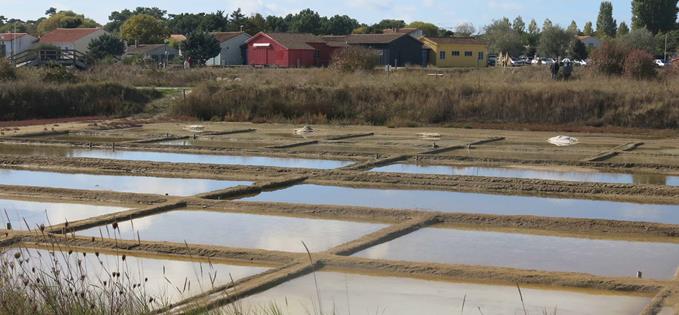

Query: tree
left=454, top=23, right=476, bottom=37
left=245, top=14, right=268, bottom=35
left=484, top=18, right=524, bottom=56
left=567, top=20, right=579, bottom=34
left=619, top=28, right=656, bottom=53
left=289, top=9, right=321, bottom=33
left=167, top=13, right=202, bottom=35
left=570, top=38, right=588, bottom=60
left=538, top=25, right=572, bottom=58
left=45, top=7, right=57, bottom=16
left=528, top=19, right=539, bottom=34
left=322, top=15, right=359, bottom=35
left=513, top=16, right=525, bottom=34
left=184, top=31, right=220, bottom=65
left=543, top=19, right=553, bottom=30
left=121, top=14, right=169, bottom=44
left=266, top=15, right=289, bottom=32
left=88, top=34, right=125, bottom=60
left=655, top=30, right=679, bottom=57
left=372, top=19, right=406, bottom=32
left=583, top=21, right=594, bottom=36
left=106, top=7, right=166, bottom=33
left=407, top=21, right=439, bottom=37
left=525, top=19, right=541, bottom=56
left=618, top=22, right=630, bottom=36
left=228, top=8, right=247, bottom=32
left=632, top=0, right=678, bottom=34
left=36, top=10, right=98, bottom=34
left=596, top=1, right=617, bottom=38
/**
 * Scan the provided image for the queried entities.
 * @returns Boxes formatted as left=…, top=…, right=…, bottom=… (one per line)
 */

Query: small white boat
left=294, top=125, right=314, bottom=135
left=547, top=135, right=579, bottom=146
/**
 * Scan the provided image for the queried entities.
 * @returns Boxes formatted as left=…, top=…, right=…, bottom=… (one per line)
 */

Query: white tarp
left=547, top=135, right=579, bottom=146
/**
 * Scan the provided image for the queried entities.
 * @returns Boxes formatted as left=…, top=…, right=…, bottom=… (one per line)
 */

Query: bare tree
left=454, top=22, right=476, bottom=37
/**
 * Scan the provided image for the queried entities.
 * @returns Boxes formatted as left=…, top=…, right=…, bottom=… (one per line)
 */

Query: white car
left=655, top=59, right=666, bottom=67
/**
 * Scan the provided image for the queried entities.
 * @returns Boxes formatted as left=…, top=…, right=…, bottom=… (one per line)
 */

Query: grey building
left=207, top=32, right=251, bottom=66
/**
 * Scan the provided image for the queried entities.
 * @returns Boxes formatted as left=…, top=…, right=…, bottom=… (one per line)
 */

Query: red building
left=246, top=32, right=336, bottom=68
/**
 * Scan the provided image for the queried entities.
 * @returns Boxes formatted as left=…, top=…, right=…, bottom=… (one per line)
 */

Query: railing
left=9, top=49, right=89, bottom=69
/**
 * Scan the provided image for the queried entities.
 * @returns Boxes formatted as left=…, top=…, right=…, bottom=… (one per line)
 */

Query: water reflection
left=1, top=247, right=267, bottom=305
left=0, top=169, right=250, bottom=196
left=236, top=271, right=649, bottom=315
left=372, top=164, right=677, bottom=186
left=355, top=227, right=679, bottom=279
left=0, top=144, right=352, bottom=169
left=0, top=199, right=127, bottom=230
left=78, top=210, right=387, bottom=252
left=243, top=184, right=679, bottom=224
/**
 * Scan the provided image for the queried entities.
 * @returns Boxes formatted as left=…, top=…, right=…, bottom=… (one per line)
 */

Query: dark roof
left=251, top=32, right=325, bottom=50
left=40, top=28, right=103, bottom=43
left=383, top=28, right=419, bottom=34
left=125, top=44, right=176, bottom=55
left=423, top=37, right=488, bottom=45
left=212, top=32, right=247, bottom=43
left=324, top=33, right=413, bottom=45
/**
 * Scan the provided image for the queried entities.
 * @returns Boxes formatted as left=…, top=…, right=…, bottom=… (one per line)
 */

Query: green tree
left=583, top=21, right=594, bottom=35
left=290, top=9, right=322, bottom=33
left=525, top=19, right=541, bottom=56
left=228, top=8, right=247, bottom=32
left=121, top=14, right=169, bottom=44
left=266, top=15, right=289, bottom=32
left=618, top=22, right=630, bottom=37
left=619, top=28, right=656, bottom=53
left=245, top=13, right=267, bottom=35
left=596, top=1, right=617, bottom=38
left=407, top=21, right=439, bottom=37
left=543, top=18, right=553, bottom=30
left=454, top=23, right=476, bottom=37
left=184, top=31, right=220, bottom=65
left=632, top=0, right=678, bottom=34
left=570, top=38, right=588, bottom=60
left=45, top=7, right=57, bottom=16
left=655, top=30, right=679, bottom=57
left=36, top=10, right=98, bottom=34
left=322, top=15, right=359, bottom=35
left=373, top=19, right=406, bottom=32
left=106, top=7, right=167, bottom=33
left=513, top=16, right=526, bottom=34
left=528, top=19, right=539, bottom=34
left=88, top=34, right=125, bottom=60
left=484, top=18, right=524, bottom=56
left=567, top=20, right=579, bottom=34
left=538, top=25, right=572, bottom=58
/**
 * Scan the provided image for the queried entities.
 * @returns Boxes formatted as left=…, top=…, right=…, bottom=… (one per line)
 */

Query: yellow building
left=421, top=37, right=489, bottom=68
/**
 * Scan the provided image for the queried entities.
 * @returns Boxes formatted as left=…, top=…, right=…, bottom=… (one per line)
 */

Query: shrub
left=590, top=41, right=627, bottom=75
left=0, top=59, right=16, bottom=81
left=330, top=46, right=379, bottom=72
left=41, top=65, right=78, bottom=83
left=623, top=49, right=657, bottom=80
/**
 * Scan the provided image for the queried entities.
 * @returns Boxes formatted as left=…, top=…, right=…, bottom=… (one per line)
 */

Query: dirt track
left=2, top=120, right=679, bottom=314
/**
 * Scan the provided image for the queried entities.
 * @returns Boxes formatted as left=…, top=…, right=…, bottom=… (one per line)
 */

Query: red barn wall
left=247, top=34, right=289, bottom=67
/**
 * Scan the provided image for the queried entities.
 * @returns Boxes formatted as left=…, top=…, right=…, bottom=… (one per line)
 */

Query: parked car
left=655, top=59, right=666, bottom=67
left=487, top=54, right=497, bottom=67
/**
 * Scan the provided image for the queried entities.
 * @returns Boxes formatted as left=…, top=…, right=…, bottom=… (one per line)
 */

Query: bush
left=330, top=46, right=379, bottom=72
left=590, top=41, right=627, bottom=75
left=623, top=49, right=657, bottom=80
left=0, top=82, right=161, bottom=120
left=0, top=59, right=16, bottom=81
left=41, top=65, right=78, bottom=83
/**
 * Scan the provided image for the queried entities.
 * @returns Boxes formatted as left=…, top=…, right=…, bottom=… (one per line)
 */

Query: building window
left=452, top=51, right=460, bottom=57
left=464, top=51, right=473, bottom=57
left=439, top=51, right=446, bottom=60
left=478, top=52, right=484, bottom=60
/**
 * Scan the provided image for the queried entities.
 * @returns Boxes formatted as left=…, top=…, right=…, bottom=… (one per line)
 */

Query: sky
left=0, top=0, right=634, bottom=31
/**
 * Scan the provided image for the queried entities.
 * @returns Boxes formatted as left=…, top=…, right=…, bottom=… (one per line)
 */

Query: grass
left=171, top=66, right=679, bottom=129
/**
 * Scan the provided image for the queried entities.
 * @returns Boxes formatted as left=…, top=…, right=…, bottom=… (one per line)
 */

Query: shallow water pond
left=372, top=163, right=679, bottom=186
left=0, top=144, right=352, bottom=169
left=1, top=247, right=267, bottom=305
left=234, top=271, right=650, bottom=315
left=78, top=210, right=387, bottom=252
left=0, top=199, right=127, bottom=230
left=355, top=227, right=679, bottom=279
left=0, top=169, right=250, bottom=196
left=242, top=184, right=679, bottom=224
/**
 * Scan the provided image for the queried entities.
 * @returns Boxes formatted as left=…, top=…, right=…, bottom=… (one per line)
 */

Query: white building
left=576, top=36, right=602, bottom=49
left=39, top=28, right=108, bottom=52
left=207, top=32, right=251, bottom=66
left=0, top=33, right=38, bottom=57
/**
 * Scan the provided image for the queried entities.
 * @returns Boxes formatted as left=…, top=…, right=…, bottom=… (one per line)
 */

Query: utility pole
left=664, top=33, right=668, bottom=63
